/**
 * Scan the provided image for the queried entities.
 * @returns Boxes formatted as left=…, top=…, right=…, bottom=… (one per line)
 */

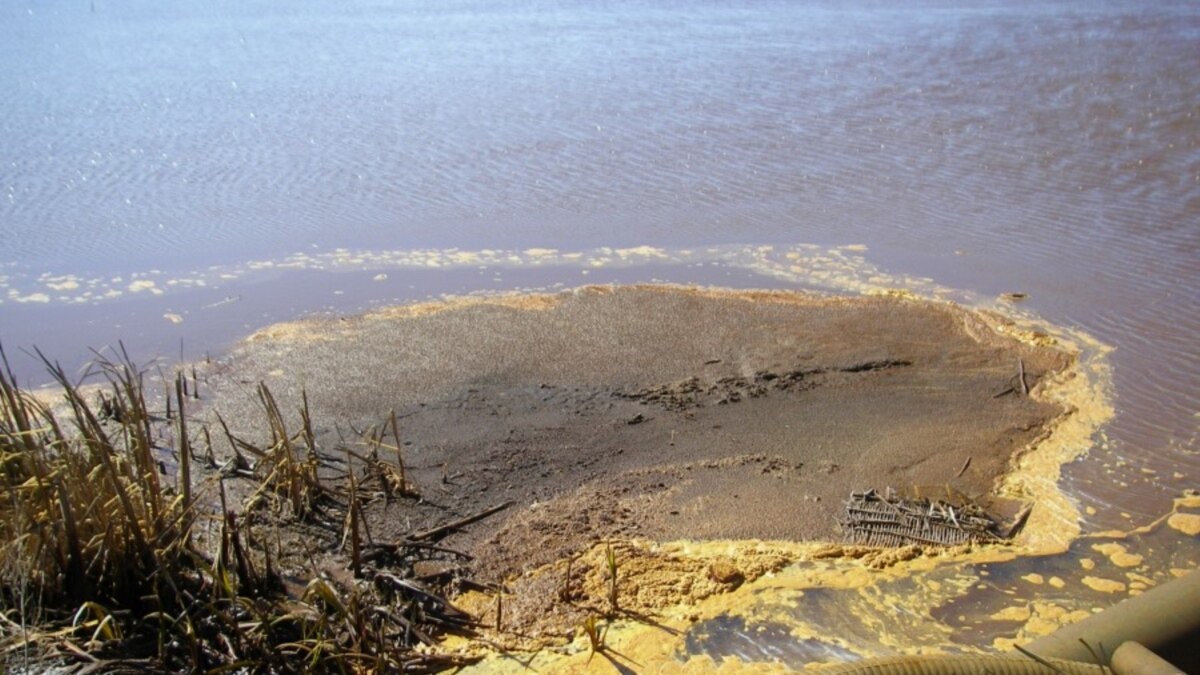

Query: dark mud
left=199, top=286, right=1070, bottom=585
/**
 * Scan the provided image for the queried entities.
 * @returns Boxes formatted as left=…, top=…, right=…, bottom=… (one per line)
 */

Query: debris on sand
left=840, top=488, right=1004, bottom=548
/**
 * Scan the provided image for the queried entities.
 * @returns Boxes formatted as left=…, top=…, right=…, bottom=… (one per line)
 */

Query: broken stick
left=409, top=501, right=516, bottom=542
left=956, top=456, right=972, bottom=478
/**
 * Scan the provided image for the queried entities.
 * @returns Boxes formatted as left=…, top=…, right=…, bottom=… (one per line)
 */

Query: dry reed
left=0, top=345, right=480, bottom=673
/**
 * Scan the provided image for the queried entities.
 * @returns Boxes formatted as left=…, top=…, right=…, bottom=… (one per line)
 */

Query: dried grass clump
left=0, top=346, right=185, bottom=614
left=230, top=384, right=327, bottom=519
left=0, top=345, right=480, bottom=673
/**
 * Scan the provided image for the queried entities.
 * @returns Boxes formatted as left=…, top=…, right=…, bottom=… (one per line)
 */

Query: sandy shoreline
left=8, top=281, right=1136, bottom=671
left=202, top=286, right=1069, bottom=592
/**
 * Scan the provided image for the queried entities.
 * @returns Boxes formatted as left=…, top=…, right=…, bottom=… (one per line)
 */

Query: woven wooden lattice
left=840, top=488, right=999, bottom=547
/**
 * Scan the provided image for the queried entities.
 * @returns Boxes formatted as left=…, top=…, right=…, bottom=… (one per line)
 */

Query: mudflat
left=203, top=285, right=1069, bottom=585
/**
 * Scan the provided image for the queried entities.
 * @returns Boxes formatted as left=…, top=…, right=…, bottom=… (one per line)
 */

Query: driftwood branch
left=956, top=456, right=972, bottom=478
left=409, top=501, right=515, bottom=542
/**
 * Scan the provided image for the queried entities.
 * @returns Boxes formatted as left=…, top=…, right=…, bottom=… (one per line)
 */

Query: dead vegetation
left=840, top=487, right=1004, bottom=548
left=0, top=344, right=491, bottom=673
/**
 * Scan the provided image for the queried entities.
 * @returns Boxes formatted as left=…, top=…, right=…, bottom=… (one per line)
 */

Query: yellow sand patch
left=1167, top=512, right=1200, bottom=536
left=247, top=320, right=339, bottom=343
left=247, top=292, right=570, bottom=344
left=1091, top=542, right=1143, bottom=568
left=373, top=290, right=568, bottom=321
left=455, top=539, right=797, bottom=652
left=681, top=285, right=834, bottom=309
left=1125, top=572, right=1154, bottom=587
left=993, top=602, right=1094, bottom=650
left=974, top=313, right=1114, bottom=554
left=1176, top=494, right=1200, bottom=509
left=1021, top=573, right=1044, bottom=585
left=1080, top=576, right=1126, bottom=593
left=991, top=605, right=1032, bottom=622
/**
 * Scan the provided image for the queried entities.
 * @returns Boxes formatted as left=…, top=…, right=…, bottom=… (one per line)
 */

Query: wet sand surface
left=203, top=285, right=1069, bottom=586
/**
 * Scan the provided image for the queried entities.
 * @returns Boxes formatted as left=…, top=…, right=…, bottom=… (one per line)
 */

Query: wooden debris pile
left=840, top=488, right=1001, bottom=547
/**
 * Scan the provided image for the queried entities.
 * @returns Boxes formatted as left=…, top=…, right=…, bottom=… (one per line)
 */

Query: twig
left=956, top=456, right=972, bottom=478
left=361, top=541, right=473, bottom=565
left=1077, top=638, right=1110, bottom=671
left=1014, top=644, right=1065, bottom=673
left=1018, top=358, right=1029, bottom=396
left=409, top=501, right=515, bottom=542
